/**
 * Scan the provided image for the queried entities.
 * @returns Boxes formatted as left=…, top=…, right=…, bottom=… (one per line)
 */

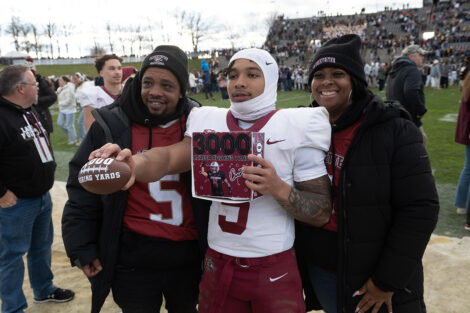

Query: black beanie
left=308, top=34, right=367, bottom=86
left=140, top=45, right=189, bottom=94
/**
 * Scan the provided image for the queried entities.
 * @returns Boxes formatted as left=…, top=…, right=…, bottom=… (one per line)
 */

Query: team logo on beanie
left=313, top=57, right=336, bottom=70
left=149, top=54, right=168, bottom=66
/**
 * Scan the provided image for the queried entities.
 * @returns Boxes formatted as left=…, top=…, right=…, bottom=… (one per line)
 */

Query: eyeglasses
left=19, top=81, right=39, bottom=87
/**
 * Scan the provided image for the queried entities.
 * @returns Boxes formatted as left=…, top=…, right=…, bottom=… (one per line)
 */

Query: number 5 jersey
left=186, top=106, right=331, bottom=257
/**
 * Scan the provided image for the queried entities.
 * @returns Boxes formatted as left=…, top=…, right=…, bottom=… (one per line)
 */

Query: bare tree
left=19, top=23, right=33, bottom=53
left=90, top=37, right=106, bottom=56
left=185, top=12, right=210, bottom=53
left=117, top=25, right=127, bottom=56
left=30, top=24, right=43, bottom=58
left=136, top=25, right=146, bottom=56
left=127, top=25, right=138, bottom=56
left=264, top=11, right=279, bottom=32
left=227, top=31, right=240, bottom=51
left=62, top=24, right=74, bottom=57
left=159, top=19, right=171, bottom=43
left=145, top=18, right=155, bottom=52
left=106, top=22, right=114, bottom=54
left=6, top=16, right=22, bottom=51
left=56, top=38, right=61, bottom=58
left=174, top=9, right=186, bottom=37
left=44, top=21, right=56, bottom=58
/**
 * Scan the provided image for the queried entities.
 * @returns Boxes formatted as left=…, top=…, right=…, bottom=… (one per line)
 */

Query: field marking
left=438, top=113, right=458, bottom=122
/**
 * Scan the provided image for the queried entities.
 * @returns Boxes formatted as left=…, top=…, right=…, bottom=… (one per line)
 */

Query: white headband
left=229, top=48, right=279, bottom=121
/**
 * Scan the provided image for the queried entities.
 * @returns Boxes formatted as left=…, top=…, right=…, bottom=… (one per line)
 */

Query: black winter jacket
left=34, top=74, right=57, bottom=134
left=62, top=102, right=210, bottom=313
left=386, top=56, right=426, bottom=127
left=296, top=95, right=439, bottom=313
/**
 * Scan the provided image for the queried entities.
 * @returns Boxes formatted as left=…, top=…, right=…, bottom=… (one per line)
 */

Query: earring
left=348, top=89, right=352, bottom=104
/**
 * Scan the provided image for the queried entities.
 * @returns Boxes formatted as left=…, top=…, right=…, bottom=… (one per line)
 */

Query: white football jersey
left=186, top=106, right=331, bottom=257
left=77, top=86, right=115, bottom=109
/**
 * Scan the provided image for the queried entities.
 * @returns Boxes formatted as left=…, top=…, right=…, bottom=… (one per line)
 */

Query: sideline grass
left=50, top=86, right=468, bottom=237
left=1, top=58, right=208, bottom=78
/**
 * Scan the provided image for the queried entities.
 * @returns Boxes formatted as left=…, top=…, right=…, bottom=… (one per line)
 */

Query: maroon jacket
left=455, top=93, right=470, bottom=145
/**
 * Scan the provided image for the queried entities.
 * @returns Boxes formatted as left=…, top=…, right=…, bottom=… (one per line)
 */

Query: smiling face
left=141, top=67, right=182, bottom=118
left=227, top=59, right=265, bottom=102
left=311, top=67, right=353, bottom=123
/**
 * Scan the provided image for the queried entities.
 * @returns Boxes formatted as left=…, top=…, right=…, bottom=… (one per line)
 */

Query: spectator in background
left=424, top=63, right=432, bottom=87
left=80, top=54, right=122, bottom=131
left=440, top=59, right=450, bottom=89
left=210, top=70, right=218, bottom=92
left=25, top=57, right=57, bottom=137
left=430, top=59, right=441, bottom=89
left=0, top=65, right=74, bottom=313
left=217, top=69, right=228, bottom=100
left=377, top=62, right=387, bottom=92
left=450, top=65, right=457, bottom=86
left=387, top=45, right=428, bottom=145
left=454, top=57, right=470, bottom=219
left=57, top=76, right=78, bottom=145
left=73, top=72, right=88, bottom=145
left=189, top=70, right=197, bottom=94
left=201, top=60, right=215, bottom=101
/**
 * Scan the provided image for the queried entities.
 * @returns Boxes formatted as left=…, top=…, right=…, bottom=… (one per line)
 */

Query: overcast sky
left=0, top=0, right=423, bottom=58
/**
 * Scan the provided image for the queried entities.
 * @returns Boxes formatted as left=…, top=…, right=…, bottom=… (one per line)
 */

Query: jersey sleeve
left=78, top=87, right=96, bottom=108
left=184, top=107, right=202, bottom=138
left=302, top=106, right=331, bottom=152
left=293, top=146, right=327, bottom=182
left=293, top=107, right=331, bottom=182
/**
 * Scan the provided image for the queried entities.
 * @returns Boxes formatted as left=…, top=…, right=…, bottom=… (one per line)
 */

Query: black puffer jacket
left=386, top=56, right=426, bottom=127
left=34, top=74, right=57, bottom=134
left=296, top=95, right=439, bottom=313
left=62, top=98, right=210, bottom=313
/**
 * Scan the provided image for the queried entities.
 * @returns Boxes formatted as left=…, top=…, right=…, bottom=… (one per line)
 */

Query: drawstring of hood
left=144, top=119, right=152, bottom=151
left=330, top=123, right=337, bottom=198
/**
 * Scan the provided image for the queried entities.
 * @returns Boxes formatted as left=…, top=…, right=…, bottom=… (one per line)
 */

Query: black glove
left=228, top=186, right=232, bottom=195
left=201, top=161, right=207, bottom=168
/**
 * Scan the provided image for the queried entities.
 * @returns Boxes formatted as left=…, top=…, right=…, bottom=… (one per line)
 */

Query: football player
left=200, top=161, right=232, bottom=196
left=92, top=48, right=332, bottom=313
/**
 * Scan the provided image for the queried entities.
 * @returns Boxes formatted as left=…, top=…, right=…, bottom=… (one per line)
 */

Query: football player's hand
left=201, top=161, right=207, bottom=168
left=353, top=278, right=393, bottom=313
left=228, top=186, right=232, bottom=195
left=242, top=154, right=289, bottom=199
left=0, top=189, right=17, bottom=208
left=90, top=143, right=136, bottom=190
left=79, top=258, right=103, bottom=278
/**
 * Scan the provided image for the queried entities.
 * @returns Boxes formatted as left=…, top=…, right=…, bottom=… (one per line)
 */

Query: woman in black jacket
left=295, top=34, right=439, bottom=313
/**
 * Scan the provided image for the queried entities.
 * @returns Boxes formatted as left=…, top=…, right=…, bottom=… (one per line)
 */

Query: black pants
left=378, top=79, right=385, bottom=91
left=112, top=264, right=200, bottom=313
left=203, top=84, right=213, bottom=99
left=112, top=229, right=201, bottom=313
left=440, top=76, right=448, bottom=88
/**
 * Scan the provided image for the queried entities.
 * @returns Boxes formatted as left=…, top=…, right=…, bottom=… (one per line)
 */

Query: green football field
left=49, top=86, right=468, bottom=238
